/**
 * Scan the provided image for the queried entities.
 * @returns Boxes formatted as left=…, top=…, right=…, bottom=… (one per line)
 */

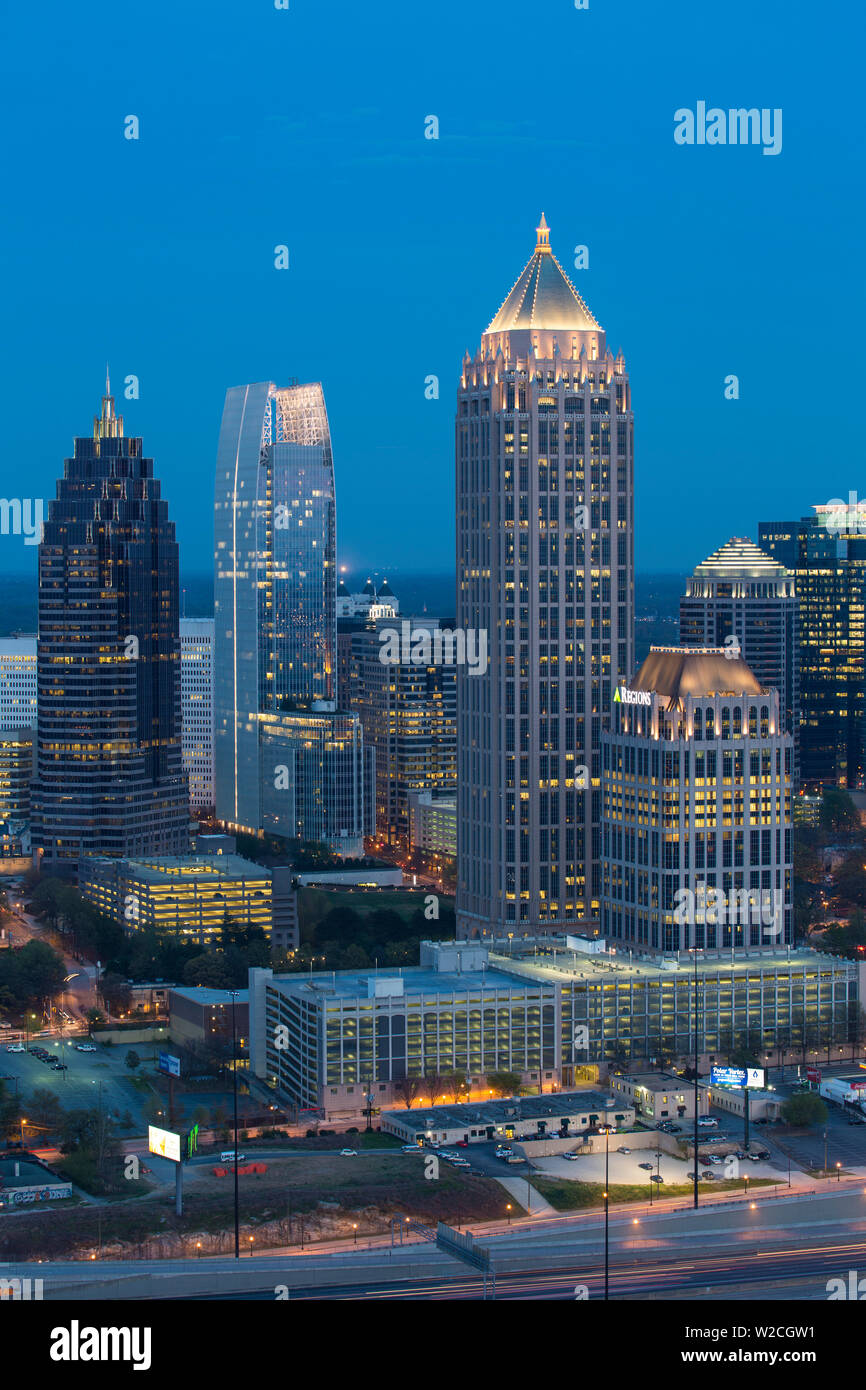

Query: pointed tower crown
left=486, top=215, right=600, bottom=334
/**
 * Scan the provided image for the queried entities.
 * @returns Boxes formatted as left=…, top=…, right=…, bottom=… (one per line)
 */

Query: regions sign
left=710, top=1066, right=765, bottom=1090
left=158, top=1052, right=181, bottom=1078
left=148, top=1125, right=181, bottom=1163
left=614, top=686, right=652, bottom=707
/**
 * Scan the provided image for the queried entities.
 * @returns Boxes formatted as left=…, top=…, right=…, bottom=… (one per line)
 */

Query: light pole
left=229, top=989, right=240, bottom=1260
left=600, top=1104, right=615, bottom=1301
left=691, top=935, right=701, bottom=1210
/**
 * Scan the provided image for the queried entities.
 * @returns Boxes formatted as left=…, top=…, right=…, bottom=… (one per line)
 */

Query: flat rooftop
left=84, top=855, right=272, bottom=883
left=269, top=966, right=552, bottom=1001
left=491, top=944, right=850, bottom=986
left=170, top=987, right=249, bottom=1006
left=383, top=1090, right=628, bottom=1131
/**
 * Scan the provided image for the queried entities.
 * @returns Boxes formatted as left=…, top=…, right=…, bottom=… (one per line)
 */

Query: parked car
left=638, top=1162, right=654, bottom=1171
left=848, top=1116, right=866, bottom=1127
left=6, top=1044, right=24, bottom=1053
left=339, top=1149, right=357, bottom=1157
left=563, top=1152, right=581, bottom=1161
left=497, top=1149, right=514, bottom=1160
left=748, top=1152, right=762, bottom=1162
left=401, top=1144, right=420, bottom=1153
left=701, top=1170, right=716, bottom=1180
left=708, top=1155, right=723, bottom=1165
left=75, top=1044, right=97, bottom=1053
left=616, top=1146, right=631, bottom=1154
left=456, top=1140, right=469, bottom=1147
left=52, top=1062, right=67, bottom=1071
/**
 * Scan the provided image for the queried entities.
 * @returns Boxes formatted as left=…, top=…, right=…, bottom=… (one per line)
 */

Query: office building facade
left=759, top=510, right=866, bottom=789
left=456, top=216, right=634, bottom=939
left=248, top=937, right=859, bottom=1118
left=180, top=618, right=215, bottom=810
left=680, top=537, right=799, bottom=755
left=0, top=637, right=37, bottom=731
left=79, top=852, right=296, bottom=949
left=348, top=617, right=457, bottom=845
left=31, top=383, right=189, bottom=865
left=601, top=646, right=793, bottom=955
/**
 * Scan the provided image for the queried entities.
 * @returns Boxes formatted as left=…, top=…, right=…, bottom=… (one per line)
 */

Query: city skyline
left=3, top=2, right=864, bottom=581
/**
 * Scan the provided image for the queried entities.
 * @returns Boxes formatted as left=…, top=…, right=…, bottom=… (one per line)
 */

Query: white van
left=220, top=1151, right=245, bottom=1163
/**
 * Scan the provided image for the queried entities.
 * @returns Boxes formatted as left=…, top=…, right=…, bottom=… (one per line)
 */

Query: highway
left=8, top=1187, right=866, bottom=1300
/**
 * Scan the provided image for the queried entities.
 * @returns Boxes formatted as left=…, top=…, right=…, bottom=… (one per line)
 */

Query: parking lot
left=770, top=1099, right=866, bottom=1173
left=1, top=1037, right=155, bottom=1134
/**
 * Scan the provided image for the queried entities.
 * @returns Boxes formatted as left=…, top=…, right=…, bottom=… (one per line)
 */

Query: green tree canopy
left=781, top=1091, right=828, bottom=1128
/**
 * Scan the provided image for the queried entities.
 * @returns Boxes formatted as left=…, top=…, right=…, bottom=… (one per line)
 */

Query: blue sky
left=2, top=0, right=863, bottom=578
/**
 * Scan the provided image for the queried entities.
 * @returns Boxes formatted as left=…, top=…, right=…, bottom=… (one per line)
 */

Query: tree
left=86, top=1007, right=105, bottom=1028
left=442, top=1070, right=469, bottom=1103
left=820, top=788, right=861, bottom=833
left=422, top=1070, right=443, bottom=1108
left=99, top=972, right=132, bottom=1016
left=0, top=1080, right=21, bottom=1141
left=395, top=1078, right=420, bottom=1110
left=781, top=1091, right=828, bottom=1128
left=487, top=1070, right=521, bottom=1098
left=124, top=1050, right=141, bottom=1072
left=59, top=1106, right=118, bottom=1174
left=26, top=1086, right=64, bottom=1133
left=182, top=953, right=232, bottom=989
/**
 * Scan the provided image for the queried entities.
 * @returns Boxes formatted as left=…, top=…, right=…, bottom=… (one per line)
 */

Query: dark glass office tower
left=456, top=216, right=634, bottom=939
left=31, top=382, right=189, bottom=866
left=759, top=509, right=866, bottom=789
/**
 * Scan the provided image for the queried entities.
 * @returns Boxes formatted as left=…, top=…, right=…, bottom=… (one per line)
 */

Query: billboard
left=710, top=1066, right=765, bottom=1090
left=148, top=1124, right=181, bottom=1163
left=158, top=1052, right=181, bottom=1078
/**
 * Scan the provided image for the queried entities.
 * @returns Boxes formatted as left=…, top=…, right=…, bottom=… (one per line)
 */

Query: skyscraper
left=180, top=618, right=215, bottom=811
left=348, top=616, right=457, bottom=845
left=601, top=646, right=793, bottom=955
left=456, top=216, right=634, bottom=938
left=760, top=510, right=866, bottom=789
left=679, top=537, right=799, bottom=772
left=214, top=381, right=373, bottom=852
left=32, top=382, right=189, bottom=866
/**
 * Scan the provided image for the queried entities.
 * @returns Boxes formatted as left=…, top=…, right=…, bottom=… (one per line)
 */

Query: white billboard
left=148, top=1124, right=181, bottom=1163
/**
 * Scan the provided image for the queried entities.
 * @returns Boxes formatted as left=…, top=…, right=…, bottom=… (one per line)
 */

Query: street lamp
left=506, top=1203, right=512, bottom=1225
left=836, top=1161, right=842, bottom=1183
left=599, top=1108, right=616, bottom=1302
left=229, top=989, right=241, bottom=1260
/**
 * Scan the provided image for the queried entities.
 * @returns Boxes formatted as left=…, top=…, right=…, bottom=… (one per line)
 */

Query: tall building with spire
left=214, top=381, right=373, bottom=853
left=32, top=378, right=189, bottom=865
left=456, top=216, right=634, bottom=938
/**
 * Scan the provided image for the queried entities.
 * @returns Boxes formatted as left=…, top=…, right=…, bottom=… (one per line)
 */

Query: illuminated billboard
left=148, top=1124, right=181, bottom=1163
left=710, top=1066, right=765, bottom=1090
left=158, top=1052, right=181, bottom=1078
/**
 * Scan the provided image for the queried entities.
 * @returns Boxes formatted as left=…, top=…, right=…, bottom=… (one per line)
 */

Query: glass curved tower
left=214, top=381, right=372, bottom=851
